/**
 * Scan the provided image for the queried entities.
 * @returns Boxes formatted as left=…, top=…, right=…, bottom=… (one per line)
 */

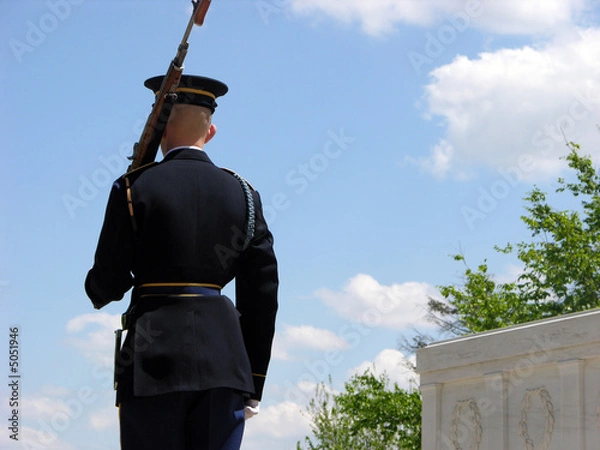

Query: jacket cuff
left=252, top=373, right=267, bottom=401
left=84, top=273, right=112, bottom=310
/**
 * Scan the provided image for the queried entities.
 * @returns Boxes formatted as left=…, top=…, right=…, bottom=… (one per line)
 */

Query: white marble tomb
left=416, top=308, right=600, bottom=450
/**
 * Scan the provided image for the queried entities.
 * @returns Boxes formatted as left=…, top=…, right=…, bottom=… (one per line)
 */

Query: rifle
left=127, top=0, right=213, bottom=172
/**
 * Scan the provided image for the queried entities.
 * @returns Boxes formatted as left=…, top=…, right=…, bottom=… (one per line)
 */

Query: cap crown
left=144, top=75, right=228, bottom=112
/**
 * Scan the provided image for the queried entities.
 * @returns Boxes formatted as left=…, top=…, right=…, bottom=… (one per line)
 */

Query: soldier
left=85, top=74, right=279, bottom=450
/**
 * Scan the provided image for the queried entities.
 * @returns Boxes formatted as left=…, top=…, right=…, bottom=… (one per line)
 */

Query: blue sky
left=2, top=0, right=600, bottom=448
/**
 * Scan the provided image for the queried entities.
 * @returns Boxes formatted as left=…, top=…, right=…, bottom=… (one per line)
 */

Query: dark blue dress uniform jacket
left=85, top=148, right=278, bottom=403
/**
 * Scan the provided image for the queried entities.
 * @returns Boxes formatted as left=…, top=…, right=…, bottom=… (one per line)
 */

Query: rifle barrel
left=127, top=0, right=212, bottom=172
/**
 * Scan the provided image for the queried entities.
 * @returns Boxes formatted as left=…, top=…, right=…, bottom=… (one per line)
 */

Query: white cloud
left=290, top=0, right=442, bottom=36
left=26, top=393, right=73, bottom=419
left=272, top=324, right=351, bottom=360
left=270, top=333, right=291, bottom=361
left=65, top=313, right=121, bottom=367
left=315, top=274, right=436, bottom=330
left=404, top=139, right=465, bottom=180
left=66, top=313, right=119, bottom=333
left=89, top=406, right=118, bottom=431
left=267, top=378, right=331, bottom=407
left=289, top=0, right=590, bottom=37
left=6, top=385, right=108, bottom=449
left=421, top=27, right=600, bottom=180
left=348, top=348, right=419, bottom=390
left=472, top=0, right=589, bottom=35
left=0, top=426, right=78, bottom=450
left=243, top=401, right=311, bottom=450
left=286, top=324, right=350, bottom=350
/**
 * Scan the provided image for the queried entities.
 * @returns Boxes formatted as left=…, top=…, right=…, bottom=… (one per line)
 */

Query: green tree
left=426, top=142, right=600, bottom=337
left=302, top=143, right=600, bottom=449
left=297, top=371, right=421, bottom=450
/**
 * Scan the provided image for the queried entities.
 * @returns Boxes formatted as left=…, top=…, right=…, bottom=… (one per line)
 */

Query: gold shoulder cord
left=124, top=177, right=138, bottom=233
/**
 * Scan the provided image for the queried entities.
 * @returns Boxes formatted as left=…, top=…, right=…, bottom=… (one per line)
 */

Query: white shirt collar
left=164, top=145, right=203, bottom=158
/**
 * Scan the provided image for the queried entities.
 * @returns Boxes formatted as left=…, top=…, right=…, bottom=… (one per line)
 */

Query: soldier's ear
left=205, top=123, right=217, bottom=144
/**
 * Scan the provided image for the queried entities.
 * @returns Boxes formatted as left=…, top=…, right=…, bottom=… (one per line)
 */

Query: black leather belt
left=137, top=283, right=222, bottom=298
left=120, top=283, right=223, bottom=332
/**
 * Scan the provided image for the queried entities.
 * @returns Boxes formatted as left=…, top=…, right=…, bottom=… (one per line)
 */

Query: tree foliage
left=427, top=143, right=600, bottom=336
left=302, top=143, right=600, bottom=449
left=297, top=371, right=421, bottom=450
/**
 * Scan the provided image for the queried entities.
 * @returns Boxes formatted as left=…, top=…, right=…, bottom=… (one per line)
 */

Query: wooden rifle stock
left=127, top=0, right=212, bottom=172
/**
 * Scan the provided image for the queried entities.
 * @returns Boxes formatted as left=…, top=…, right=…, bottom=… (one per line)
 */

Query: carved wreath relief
left=596, top=392, right=600, bottom=431
left=450, top=398, right=482, bottom=450
left=518, top=387, right=555, bottom=450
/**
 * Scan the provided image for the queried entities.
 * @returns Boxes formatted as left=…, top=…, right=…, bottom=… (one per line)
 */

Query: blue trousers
left=119, top=388, right=246, bottom=450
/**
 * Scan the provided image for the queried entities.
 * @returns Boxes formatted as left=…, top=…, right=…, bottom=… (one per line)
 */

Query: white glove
left=244, top=399, right=260, bottom=420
